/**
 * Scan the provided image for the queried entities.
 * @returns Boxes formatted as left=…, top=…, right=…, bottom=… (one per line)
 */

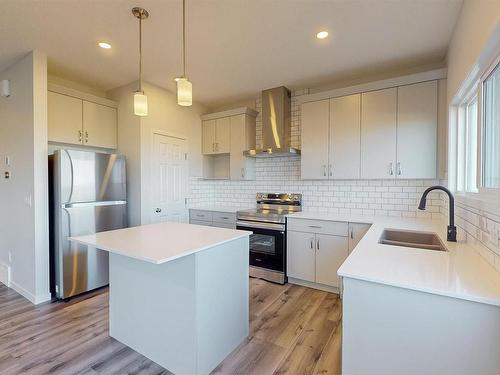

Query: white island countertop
left=70, top=222, right=252, bottom=264
left=288, top=212, right=500, bottom=307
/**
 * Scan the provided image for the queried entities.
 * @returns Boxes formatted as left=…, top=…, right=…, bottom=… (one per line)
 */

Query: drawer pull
left=309, top=225, right=322, bottom=229
left=220, top=216, right=229, bottom=220
left=196, top=214, right=205, bottom=217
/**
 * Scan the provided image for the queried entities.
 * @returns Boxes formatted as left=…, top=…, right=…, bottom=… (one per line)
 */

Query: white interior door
left=151, top=134, right=188, bottom=223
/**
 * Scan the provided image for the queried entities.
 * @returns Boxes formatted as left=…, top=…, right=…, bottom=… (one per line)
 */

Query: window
left=482, top=63, right=500, bottom=188
left=450, top=55, right=500, bottom=197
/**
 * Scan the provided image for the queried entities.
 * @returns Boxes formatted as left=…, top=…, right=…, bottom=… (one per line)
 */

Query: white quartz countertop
left=70, top=222, right=252, bottom=264
left=287, top=212, right=500, bottom=307
left=189, top=205, right=252, bottom=214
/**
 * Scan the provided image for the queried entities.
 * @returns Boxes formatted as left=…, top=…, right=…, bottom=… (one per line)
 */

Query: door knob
left=155, top=208, right=162, bottom=213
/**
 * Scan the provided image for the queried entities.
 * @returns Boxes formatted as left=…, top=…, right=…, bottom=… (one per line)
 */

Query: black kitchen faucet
left=418, top=186, right=457, bottom=242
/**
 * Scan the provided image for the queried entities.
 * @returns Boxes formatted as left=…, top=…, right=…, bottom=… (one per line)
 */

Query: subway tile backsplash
left=189, top=156, right=443, bottom=217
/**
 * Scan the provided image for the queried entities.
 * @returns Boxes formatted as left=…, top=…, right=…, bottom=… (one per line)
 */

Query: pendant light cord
left=139, top=12, right=143, bottom=92
left=182, top=0, right=186, bottom=78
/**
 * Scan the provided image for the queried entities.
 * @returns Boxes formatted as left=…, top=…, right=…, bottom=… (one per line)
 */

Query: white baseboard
left=10, top=281, right=51, bottom=305
left=0, top=262, right=11, bottom=287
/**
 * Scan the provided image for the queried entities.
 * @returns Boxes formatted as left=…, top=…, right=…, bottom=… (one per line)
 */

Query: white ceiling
left=1, top=0, right=463, bottom=108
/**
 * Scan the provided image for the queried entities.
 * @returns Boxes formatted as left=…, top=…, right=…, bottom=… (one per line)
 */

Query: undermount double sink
left=379, top=229, right=447, bottom=252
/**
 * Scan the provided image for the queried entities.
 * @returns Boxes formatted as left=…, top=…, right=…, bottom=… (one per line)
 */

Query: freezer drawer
left=55, top=202, right=127, bottom=299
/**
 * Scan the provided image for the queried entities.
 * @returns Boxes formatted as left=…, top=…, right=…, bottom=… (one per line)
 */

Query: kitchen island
left=70, top=222, right=251, bottom=375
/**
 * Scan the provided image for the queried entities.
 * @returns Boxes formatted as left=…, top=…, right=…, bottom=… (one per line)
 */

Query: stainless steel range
left=237, top=193, right=302, bottom=284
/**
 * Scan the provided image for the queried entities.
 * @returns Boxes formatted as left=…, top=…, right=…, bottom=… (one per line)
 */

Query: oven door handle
left=237, top=221, right=286, bottom=231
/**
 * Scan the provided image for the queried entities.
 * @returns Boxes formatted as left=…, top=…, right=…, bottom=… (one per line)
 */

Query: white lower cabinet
left=348, top=223, right=371, bottom=254
left=287, top=231, right=316, bottom=282
left=287, top=219, right=350, bottom=291
left=315, top=234, right=348, bottom=288
left=189, top=209, right=236, bottom=229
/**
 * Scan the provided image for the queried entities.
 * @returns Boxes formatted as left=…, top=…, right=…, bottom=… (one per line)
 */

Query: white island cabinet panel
left=71, top=222, right=250, bottom=375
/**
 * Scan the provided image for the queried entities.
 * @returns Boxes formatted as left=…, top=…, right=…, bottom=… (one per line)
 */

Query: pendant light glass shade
left=176, top=77, right=192, bottom=106
left=134, top=91, right=148, bottom=116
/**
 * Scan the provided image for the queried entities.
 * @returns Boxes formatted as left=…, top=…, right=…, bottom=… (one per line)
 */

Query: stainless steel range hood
left=244, top=86, right=300, bottom=157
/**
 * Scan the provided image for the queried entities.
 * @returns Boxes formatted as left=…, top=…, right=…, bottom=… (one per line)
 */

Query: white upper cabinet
left=48, top=91, right=83, bottom=144
left=301, top=99, right=330, bottom=179
left=82, top=101, right=117, bottom=149
left=48, top=88, right=118, bottom=149
left=202, top=120, right=216, bottom=154
left=202, top=117, right=231, bottom=155
left=360, top=88, right=397, bottom=179
left=230, top=114, right=256, bottom=180
left=215, top=117, right=231, bottom=154
left=330, top=94, right=361, bottom=179
left=397, top=81, right=437, bottom=179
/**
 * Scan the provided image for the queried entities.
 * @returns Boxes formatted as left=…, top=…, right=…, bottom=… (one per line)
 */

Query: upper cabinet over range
left=201, top=107, right=258, bottom=180
left=48, top=84, right=118, bottom=149
left=301, top=79, right=441, bottom=180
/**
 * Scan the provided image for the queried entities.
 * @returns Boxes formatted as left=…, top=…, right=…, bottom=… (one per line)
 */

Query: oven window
left=250, top=233, right=276, bottom=256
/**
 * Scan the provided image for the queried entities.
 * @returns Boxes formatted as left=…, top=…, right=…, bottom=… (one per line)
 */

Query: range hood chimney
left=244, top=86, right=300, bottom=157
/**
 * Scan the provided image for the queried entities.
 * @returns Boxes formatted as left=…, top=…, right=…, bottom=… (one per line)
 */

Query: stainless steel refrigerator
left=49, top=149, right=127, bottom=299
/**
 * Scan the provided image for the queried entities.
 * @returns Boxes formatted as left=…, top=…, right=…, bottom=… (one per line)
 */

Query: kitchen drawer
left=189, top=219, right=212, bottom=227
left=190, top=210, right=213, bottom=222
left=212, top=212, right=236, bottom=225
left=212, top=222, right=236, bottom=229
left=287, top=218, right=348, bottom=236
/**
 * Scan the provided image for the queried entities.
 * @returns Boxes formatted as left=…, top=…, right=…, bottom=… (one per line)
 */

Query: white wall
left=441, top=0, right=500, bottom=272
left=108, top=81, right=206, bottom=226
left=0, top=51, right=50, bottom=304
left=446, top=0, right=500, bottom=103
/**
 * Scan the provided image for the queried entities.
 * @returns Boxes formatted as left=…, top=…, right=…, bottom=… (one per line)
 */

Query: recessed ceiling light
left=98, top=42, right=112, bottom=49
left=316, top=31, right=329, bottom=40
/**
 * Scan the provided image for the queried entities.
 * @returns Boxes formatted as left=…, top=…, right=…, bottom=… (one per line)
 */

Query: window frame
left=478, top=54, right=500, bottom=195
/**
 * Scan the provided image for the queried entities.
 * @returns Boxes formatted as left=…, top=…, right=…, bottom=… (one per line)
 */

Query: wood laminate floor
left=0, top=279, right=341, bottom=375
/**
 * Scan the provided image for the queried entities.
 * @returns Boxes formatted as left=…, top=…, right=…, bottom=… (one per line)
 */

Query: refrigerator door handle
left=62, top=200, right=127, bottom=209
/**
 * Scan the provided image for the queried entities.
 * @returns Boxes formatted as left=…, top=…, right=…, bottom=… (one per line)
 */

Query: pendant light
left=132, top=7, right=149, bottom=116
left=175, top=0, right=192, bottom=106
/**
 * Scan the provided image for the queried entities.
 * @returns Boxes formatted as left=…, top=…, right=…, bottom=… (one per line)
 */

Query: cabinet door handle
left=329, top=164, right=333, bottom=177
left=389, top=162, right=394, bottom=176
left=85, top=131, right=89, bottom=143
left=78, top=130, right=82, bottom=143
left=397, top=162, right=402, bottom=176
left=310, top=239, right=314, bottom=249
left=241, top=168, right=245, bottom=178
left=323, top=165, right=327, bottom=177
left=350, top=228, right=354, bottom=240
left=317, top=238, right=320, bottom=250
